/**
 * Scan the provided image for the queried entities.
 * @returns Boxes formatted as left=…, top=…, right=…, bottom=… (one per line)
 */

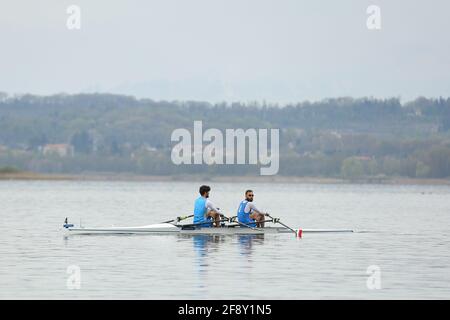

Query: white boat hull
left=64, top=223, right=353, bottom=235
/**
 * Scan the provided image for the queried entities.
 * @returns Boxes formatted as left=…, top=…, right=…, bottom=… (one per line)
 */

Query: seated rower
left=193, top=185, right=222, bottom=228
left=237, top=190, right=267, bottom=228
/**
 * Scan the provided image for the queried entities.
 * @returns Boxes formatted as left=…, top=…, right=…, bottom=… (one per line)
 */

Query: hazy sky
left=1, top=0, right=449, bottom=103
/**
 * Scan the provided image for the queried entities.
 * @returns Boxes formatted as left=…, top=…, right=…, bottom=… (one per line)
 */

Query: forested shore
left=1, top=93, right=450, bottom=180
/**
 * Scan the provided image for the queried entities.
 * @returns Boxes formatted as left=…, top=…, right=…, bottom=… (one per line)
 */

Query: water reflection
left=176, top=234, right=267, bottom=292
left=177, top=234, right=266, bottom=258
left=237, top=235, right=265, bottom=257
left=192, top=234, right=224, bottom=258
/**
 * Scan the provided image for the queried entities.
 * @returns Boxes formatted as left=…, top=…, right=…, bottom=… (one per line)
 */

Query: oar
left=228, top=219, right=274, bottom=227
left=161, top=214, right=194, bottom=224
left=266, top=214, right=302, bottom=237
left=178, top=218, right=230, bottom=229
left=221, top=214, right=263, bottom=232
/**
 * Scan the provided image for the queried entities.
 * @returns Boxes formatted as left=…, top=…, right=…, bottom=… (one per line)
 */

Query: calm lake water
left=1, top=180, right=450, bottom=299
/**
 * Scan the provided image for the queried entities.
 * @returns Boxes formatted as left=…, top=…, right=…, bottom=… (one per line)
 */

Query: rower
left=237, top=190, right=267, bottom=228
left=193, top=185, right=222, bottom=228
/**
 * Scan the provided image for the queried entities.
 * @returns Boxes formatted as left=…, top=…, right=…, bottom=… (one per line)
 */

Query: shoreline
left=1, top=172, right=450, bottom=185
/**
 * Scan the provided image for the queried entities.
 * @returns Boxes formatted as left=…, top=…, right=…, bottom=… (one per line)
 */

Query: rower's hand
left=264, top=212, right=270, bottom=217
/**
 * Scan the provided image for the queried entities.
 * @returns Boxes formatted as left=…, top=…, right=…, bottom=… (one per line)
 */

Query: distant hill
left=1, top=93, right=449, bottom=178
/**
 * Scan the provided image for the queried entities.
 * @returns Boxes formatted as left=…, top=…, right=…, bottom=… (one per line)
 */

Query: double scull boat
left=63, top=217, right=354, bottom=237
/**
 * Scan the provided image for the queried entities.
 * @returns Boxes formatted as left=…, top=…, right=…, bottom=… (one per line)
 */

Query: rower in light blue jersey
left=193, top=185, right=222, bottom=228
left=237, top=190, right=268, bottom=228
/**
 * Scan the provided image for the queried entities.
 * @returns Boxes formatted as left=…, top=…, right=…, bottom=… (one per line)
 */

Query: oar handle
left=220, top=214, right=237, bottom=222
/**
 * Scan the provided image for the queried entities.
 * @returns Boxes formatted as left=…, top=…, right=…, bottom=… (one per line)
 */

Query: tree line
left=0, top=93, right=450, bottom=179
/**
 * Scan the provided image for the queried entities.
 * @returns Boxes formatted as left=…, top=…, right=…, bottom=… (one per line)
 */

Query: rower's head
left=245, top=190, right=254, bottom=202
left=199, top=185, right=211, bottom=198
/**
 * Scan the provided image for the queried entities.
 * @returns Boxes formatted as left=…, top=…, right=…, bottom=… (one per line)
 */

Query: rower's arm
left=246, top=202, right=264, bottom=215
left=205, top=199, right=221, bottom=214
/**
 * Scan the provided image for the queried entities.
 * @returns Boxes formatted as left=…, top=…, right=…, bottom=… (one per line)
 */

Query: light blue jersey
left=237, top=200, right=256, bottom=227
left=193, top=196, right=212, bottom=227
